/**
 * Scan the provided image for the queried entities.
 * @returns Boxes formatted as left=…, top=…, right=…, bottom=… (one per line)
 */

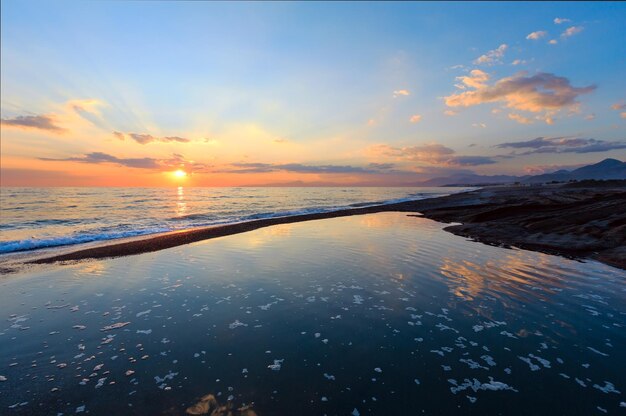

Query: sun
left=172, top=169, right=187, bottom=178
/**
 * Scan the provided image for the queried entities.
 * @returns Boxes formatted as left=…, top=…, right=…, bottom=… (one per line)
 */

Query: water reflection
left=176, top=186, right=187, bottom=217
left=0, top=213, right=623, bottom=415
left=439, top=252, right=568, bottom=306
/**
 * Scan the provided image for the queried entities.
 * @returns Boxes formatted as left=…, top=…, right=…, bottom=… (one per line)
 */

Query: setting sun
left=173, top=169, right=187, bottom=178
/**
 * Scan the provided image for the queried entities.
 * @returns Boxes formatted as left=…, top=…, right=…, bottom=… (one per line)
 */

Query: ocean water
left=0, top=187, right=466, bottom=254
left=0, top=213, right=624, bottom=415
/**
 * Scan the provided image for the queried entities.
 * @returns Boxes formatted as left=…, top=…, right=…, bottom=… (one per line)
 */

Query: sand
left=20, top=183, right=626, bottom=270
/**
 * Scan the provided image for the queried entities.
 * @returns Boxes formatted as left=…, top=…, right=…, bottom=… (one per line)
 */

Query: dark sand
left=24, top=183, right=626, bottom=270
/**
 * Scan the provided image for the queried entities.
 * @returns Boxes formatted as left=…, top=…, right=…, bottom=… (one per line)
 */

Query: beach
left=15, top=183, right=626, bottom=271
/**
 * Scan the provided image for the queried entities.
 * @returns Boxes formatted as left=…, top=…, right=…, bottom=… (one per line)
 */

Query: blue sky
left=1, top=1, right=625, bottom=186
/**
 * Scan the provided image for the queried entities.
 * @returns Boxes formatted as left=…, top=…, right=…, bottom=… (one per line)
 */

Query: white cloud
left=561, top=26, right=584, bottom=38
left=548, top=39, right=558, bottom=45
left=526, top=31, right=547, bottom=40
left=393, top=90, right=410, bottom=98
left=474, top=44, right=508, bottom=65
left=554, top=17, right=571, bottom=24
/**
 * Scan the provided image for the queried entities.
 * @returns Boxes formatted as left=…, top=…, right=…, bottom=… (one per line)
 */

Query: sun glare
left=173, top=169, right=187, bottom=178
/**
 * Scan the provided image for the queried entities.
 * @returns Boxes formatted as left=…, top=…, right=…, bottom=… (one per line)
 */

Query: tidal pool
left=1, top=213, right=624, bottom=415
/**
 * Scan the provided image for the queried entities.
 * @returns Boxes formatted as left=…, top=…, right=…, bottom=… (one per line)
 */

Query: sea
left=0, top=187, right=467, bottom=255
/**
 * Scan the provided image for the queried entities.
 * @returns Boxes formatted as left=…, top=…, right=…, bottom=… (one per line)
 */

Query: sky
left=1, top=1, right=625, bottom=187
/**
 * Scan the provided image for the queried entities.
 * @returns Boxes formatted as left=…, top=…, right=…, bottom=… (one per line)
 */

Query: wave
left=0, top=192, right=450, bottom=255
left=0, top=227, right=171, bottom=254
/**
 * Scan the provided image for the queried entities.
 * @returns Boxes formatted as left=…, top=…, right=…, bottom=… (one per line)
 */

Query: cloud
left=496, top=136, right=626, bottom=154
left=127, top=133, right=191, bottom=144
left=472, top=123, right=487, bottom=128
left=39, top=152, right=207, bottom=171
left=445, top=71, right=595, bottom=123
left=409, top=114, right=422, bottom=123
left=455, top=69, right=489, bottom=89
left=113, top=131, right=125, bottom=140
left=554, top=17, right=571, bottom=24
left=561, top=26, right=583, bottom=38
left=225, top=162, right=390, bottom=175
left=393, top=90, right=410, bottom=98
left=368, top=163, right=395, bottom=170
left=584, top=114, right=595, bottom=121
left=511, top=59, right=526, bottom=66
left=444, top=110, right=458, bottom=116
left=68, top=99, right=108, bottom=129
left=611, top=102, right=626, bottom=111
left=1, top=114, right=66, bottom=133
left=508, top=113, right=534, bottom=124
left=548, top=39, right=558, bottom=45
left=526, top=31, right=547, bottom=40
left=474, top=44, right=508, bottom=65
left=370, top=143, right=497, bottom=166
left=40, top=152, right=161, bottom=169
left=621, top=112, right=626, bottom=119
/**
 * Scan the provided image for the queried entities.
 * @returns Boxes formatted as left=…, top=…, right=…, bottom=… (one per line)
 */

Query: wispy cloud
left=119, top=132, right=192, bottom=144
left=40, top=152, right=161, bottom=169
left=1, top=114, right=66, bottom=133
left=69, top=99, right=108, bottom=129
left=445, top=71, right=595, bottom=123
left=409, top=114, right=422, bottom=123
left=508, top=113, right=534, bottom=124
left=370, top=143, right=497, bottom=166
left=474, top=44, right=508, bottom=65
left=526, top=31, right=547, bottom=40
left=39, top=152, right=207, bottom=171
left=225, top=162, right=390, bottom=174
left=561, top=26, right=583, bottom=39
left=496, top=136, right=626, bottom=154
left=554, top=17, right=571, bottom=25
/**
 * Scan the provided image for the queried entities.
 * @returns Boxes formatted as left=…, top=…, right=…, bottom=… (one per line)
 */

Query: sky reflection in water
left=0, top=213, right=624, bottom=415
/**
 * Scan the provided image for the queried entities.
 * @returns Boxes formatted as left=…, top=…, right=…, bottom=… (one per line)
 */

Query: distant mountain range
left=415, top=158, right=626, bottom=186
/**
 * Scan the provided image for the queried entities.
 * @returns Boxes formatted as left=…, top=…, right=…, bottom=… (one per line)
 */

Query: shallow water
left=0, top=213, right=624, bottom=415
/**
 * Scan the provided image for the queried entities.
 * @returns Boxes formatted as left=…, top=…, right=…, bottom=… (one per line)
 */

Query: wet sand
left=22, top=183, right=626, bottom=270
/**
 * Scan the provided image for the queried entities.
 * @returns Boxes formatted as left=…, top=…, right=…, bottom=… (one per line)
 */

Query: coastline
left=6, top=183, right=626, bottom=271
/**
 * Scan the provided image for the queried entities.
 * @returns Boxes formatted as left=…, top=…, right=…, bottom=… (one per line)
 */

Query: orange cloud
left=445, top=71, right=595, bottom=124
left=409, top=114, right=422, bottom=123
left=508, top=113, right=533, bottom=124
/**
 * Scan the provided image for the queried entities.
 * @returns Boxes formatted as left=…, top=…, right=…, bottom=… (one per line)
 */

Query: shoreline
left=4, top=183, right=625, bottom=272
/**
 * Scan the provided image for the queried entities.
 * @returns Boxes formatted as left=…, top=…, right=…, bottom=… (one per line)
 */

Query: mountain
left=415, top=159, right=625, bottom=186
left=415, top=173, right=527, bottom=187
left=523, top=158, right=626, bottom=183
